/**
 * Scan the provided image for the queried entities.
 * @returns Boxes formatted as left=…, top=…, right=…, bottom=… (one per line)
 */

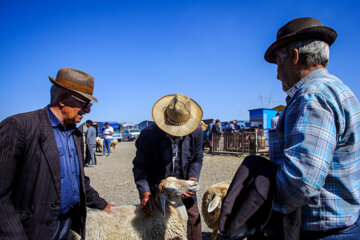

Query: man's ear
left=58, top=95, right=68, bottom=108
left=289, top=48, right=299, bottom=65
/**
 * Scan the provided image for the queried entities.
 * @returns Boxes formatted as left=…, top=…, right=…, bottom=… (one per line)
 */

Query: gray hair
left=49, top=85, right=71, bottom=106
left=277, top=39, right=330, bottom=67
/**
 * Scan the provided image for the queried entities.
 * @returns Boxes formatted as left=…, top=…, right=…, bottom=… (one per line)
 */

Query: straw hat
left=265, top=17, right=337, bottom=63
left=49, top=68, right=98, bottom=102
left=152, top=94, right=203, bottom=137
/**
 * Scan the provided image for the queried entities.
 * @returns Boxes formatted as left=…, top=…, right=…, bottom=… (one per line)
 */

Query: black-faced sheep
left=202, top=181, right=231, bottom=240
left=70, top=177, right=199, bottom=240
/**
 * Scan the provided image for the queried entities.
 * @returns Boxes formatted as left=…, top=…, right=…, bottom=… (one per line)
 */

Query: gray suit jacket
left=0, top=107, right=107, bottom=240
left=86, top=126, right=97, bottom=145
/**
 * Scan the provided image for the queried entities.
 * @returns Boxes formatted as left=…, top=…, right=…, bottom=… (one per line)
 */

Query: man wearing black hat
left=0, top=68, right=113, bottom=239
left=85, top=120, right=97, bottom=167
left=266, top=18, right=360, bottom=239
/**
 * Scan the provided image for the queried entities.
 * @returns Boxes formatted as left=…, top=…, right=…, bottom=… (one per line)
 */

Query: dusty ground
left=85, top=141, right=244, bottom=239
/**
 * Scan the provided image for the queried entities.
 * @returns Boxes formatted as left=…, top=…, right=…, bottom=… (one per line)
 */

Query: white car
left=122, top=129, right=141, bottom=141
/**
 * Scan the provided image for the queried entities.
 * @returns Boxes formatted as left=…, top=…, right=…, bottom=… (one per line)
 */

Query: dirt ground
left=85, top=141, right=244, bottom=239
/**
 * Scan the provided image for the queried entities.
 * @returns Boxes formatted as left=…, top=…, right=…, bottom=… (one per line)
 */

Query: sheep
left=110, top=140, right=118, bottom=152
left=201, top=181, right=231, bottom=240
left=70, top=177, right=199, bottom=240
left=95, top=138, right=118, bottom=153
left=96, top=137, right=103, bottom=152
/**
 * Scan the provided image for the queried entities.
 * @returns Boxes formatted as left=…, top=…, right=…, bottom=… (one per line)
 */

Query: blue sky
left=1, top=0, right=359, bottom=124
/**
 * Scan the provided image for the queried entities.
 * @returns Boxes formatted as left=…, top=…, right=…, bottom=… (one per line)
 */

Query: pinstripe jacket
left=0, top=107, right=107, bottom=239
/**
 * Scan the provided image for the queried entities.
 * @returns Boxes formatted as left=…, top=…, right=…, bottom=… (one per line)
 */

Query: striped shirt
left=269, top=68, right=360, bottom=231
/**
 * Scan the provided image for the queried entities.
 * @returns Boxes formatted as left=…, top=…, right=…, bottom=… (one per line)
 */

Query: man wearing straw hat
left=0, top=68, right=112, bottom=239
left=133, top=94, right=204, bottom=240
left=265, top=17, right=360, bottom=238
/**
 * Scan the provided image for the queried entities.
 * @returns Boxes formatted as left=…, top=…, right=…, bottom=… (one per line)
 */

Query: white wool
left=70, top=177, right=197, bottom=240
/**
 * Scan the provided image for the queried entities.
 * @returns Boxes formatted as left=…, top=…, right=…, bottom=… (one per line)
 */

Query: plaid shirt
left=269, top=68, right=360, bottom=231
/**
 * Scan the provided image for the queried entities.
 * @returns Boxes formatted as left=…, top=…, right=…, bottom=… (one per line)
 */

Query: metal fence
left=211, top=129, right=269, bottom=155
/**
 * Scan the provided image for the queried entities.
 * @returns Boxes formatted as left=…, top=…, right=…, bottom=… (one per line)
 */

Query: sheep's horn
left=160, top=194, right=167, bottom=217
left=208, top=196, right=221, bottom=213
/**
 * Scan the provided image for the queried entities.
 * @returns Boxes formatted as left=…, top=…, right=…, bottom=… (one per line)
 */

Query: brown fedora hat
left=265, top=17, right=337, bottom=63
left=152, top=94, right=203, bottom=137
left=49, top=68, right=98, bottom=102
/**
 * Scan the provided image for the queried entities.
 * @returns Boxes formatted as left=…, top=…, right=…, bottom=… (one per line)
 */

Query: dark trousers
left=51, top=217, right=72, bottom=240
left=85, top=143, right=96, bottom=165
left=183, top=198, right=202, bottom=240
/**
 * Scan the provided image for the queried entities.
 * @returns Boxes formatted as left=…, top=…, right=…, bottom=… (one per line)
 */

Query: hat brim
left=49, top=76, right=98, bottom=103
left=265, top=26, right=337, bottom=63
left=152, top=95, right=203, bottom=137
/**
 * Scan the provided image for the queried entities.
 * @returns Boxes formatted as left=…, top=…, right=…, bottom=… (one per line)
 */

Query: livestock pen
left=211, top=129, right=269, bottom=155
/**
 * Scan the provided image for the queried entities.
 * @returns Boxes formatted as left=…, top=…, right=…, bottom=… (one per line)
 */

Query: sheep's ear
left=208, top=196, right=221, bottom=213
left=160, top=193, right=167, bottom=216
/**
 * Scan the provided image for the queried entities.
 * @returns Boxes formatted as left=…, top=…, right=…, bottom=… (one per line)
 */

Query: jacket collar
left=39, top=106, right=62, bottom=199
left=286, top=68, right=328, bottom=98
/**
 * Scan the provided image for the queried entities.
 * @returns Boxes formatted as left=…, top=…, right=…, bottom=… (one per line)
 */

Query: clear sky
left=1, top=0, right=359, bottom=124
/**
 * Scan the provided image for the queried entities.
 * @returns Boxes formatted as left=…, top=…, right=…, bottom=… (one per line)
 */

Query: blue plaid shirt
left=269, top=68, right=360, bottom=231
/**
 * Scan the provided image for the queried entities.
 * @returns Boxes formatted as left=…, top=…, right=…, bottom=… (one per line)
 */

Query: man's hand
left=141, top=192, right=156, bottom=217
left=182, top=177, right=197, bottom=199
left=103, top=203, right=114, bottom=214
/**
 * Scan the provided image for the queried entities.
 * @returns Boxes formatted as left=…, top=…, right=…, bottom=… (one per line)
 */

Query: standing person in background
left=206, top=119, right=215, bottom=150
left=210, top=119, right=223, bottom=152
left=271, top=112, right=280, bottom=129
left=85, top=120, right=97, bottom=167
left=229, top=120, right=238, bottom=133
left=133, top=94, right=203, bottom=240
left=0, top=68, right=112, bottom=240
left=223, top=122, right=230, bottom=133
left=102, top=122, right=113, bottom=157
left=228, top=120, right=239, bottom=150
left=211, top=119, right=223, bottom=135
left=265, top=17, right=360, bottom=239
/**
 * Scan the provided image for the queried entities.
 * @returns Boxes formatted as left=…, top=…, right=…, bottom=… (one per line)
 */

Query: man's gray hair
left=49, top=85, right=71, bottom=106
left=277, top=39, right=330, bottom=67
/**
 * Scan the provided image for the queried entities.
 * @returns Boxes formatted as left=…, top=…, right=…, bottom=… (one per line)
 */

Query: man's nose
left=78, top=108, right=91, bottom=115
left=83, top=105, right=91, bottom=114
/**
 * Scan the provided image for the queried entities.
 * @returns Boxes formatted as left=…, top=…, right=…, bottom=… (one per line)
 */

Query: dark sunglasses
left=70, top=95, right=93, bottom=109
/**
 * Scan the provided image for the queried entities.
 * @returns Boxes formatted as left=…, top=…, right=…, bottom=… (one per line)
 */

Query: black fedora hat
left=265, top=17, right=337, bottom=63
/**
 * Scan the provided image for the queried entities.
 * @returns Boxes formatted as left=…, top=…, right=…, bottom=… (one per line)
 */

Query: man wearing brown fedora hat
left=0, top=68, right=113, bottom=239
left=266, top=17, right=360, bottom=239
left=133, top=94, right=204, bottom=240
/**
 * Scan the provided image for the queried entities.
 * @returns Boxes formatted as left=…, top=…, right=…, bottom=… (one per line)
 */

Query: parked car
left=122, top=129, right=141, bottom=141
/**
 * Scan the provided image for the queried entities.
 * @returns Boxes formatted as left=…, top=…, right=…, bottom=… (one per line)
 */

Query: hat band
left=55, top=78, right=93, bottom=94
left=166, top=117, right=186, bottom=126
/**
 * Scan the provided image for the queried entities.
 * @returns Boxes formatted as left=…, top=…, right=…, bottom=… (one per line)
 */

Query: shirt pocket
left=58, top=147, right=65, bottom=179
